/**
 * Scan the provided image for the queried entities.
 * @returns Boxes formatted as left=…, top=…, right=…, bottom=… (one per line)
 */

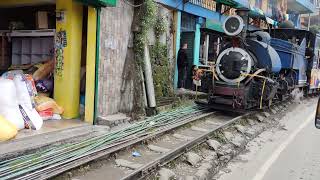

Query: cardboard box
left=36, top=11, right=48, bottom=29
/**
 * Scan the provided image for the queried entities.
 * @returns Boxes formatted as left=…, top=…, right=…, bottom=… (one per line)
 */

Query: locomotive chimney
left=236, top=8, right=250, bottom=39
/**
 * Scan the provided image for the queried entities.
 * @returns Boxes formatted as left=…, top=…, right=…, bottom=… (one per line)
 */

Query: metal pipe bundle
left=143, top=44, right=156, bottom=108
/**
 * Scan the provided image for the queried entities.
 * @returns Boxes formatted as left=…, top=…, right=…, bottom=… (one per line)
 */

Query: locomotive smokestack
left=222, top=8, right=249, bottom=37
left=236, top=8, right=250, bottom=39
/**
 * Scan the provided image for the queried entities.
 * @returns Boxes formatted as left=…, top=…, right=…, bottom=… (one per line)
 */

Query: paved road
left=216, top=100, right=320, bottom=180
left=261, top=117, right=320, bottom=180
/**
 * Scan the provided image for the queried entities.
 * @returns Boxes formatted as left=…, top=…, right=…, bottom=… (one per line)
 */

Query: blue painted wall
left=174, top=11, right=181, bottom=89
left=193, top=22, right=201, bottom=66
left=157, top=0, right=228, bottom=22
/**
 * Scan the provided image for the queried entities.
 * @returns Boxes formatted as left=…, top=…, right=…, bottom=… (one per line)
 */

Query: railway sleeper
left=153, top=103, right=293, bottom=180
left=52, top=100, right=295, bottom=180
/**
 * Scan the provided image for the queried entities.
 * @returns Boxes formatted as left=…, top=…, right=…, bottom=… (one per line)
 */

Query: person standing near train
left=177, top=43, right=188, bottom=88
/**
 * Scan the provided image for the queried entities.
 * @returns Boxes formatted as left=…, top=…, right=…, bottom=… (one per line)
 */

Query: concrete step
left=0, top=125, right=109, bottom=159
left=96, top=113, right=131, bottom=127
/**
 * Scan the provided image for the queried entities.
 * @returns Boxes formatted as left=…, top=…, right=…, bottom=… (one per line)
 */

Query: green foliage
left=150, top=41, right=173, bottom=97
left=141, top=0, right=157, bottom=34
left=133, top=32, right=145, bottom=68
left=150, top=13, right=173, bottom=98
left=134, top=0, right=157, bottom=67
left=133, top=0, right=172, bottom=98
left=310, top=25, right=320, bottom=34
left=154, top=16, right=167, bottom=38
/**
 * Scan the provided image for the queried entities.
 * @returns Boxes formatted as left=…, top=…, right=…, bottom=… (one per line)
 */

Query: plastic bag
left=0, top=79, right=25, bottom=130
left=19, top=105, right=43, bottom=130
left=33, top=60, right=54, bottom=81
left=52, top=114, right=62, bottom=120
left=36, top=78, right=53, bottom=93
left=35, top=96, right=64, bottom=114
left=2, top=72, right=37, bottom=98
left=1, top=70, right=23, bottom=80
left=24, top=74, right=38, bottom=97
left=13, top=74, right=33, bottom=110
left=38, top=108, right=54, bottom=120
left=0, top=115, right=18, bottom=141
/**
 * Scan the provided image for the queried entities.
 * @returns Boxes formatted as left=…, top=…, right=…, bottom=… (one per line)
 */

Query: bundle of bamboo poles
left=0, top=105, right=208, bottom=180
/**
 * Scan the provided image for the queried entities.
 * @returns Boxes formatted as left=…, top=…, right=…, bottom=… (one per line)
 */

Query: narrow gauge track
left=0, top=105, right=254, bottom=180
left=68, top=111, right=250, bottom=180
left=74, top=101, right=303, bottom=180
left=119, top=113, right=247, bottom=180
left=0, top=105, right=212, bottom=180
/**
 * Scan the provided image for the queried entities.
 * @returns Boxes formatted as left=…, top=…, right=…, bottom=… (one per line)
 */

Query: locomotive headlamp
left=222, top=15, right=245, bottom=36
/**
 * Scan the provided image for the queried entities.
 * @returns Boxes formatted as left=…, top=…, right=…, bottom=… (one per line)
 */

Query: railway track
left=0, top=105, right=211, bottom=180
left=65, top=111, right=251, bottom=180
left=0, top=103, right=274, bottom=180
left=119, top=113, right=246, bottom=180
left=71, top=101, right=291, bottom=180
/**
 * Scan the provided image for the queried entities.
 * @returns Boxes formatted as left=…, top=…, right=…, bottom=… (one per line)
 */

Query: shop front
left=0, top=0, right=115, bottom=141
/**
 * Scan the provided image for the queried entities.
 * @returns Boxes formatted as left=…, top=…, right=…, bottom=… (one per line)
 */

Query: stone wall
left=162, top=7, right=175, bottom=88
left=98, top=2, right=175, bottom=118
left=98, top=0, right=144, bottom=117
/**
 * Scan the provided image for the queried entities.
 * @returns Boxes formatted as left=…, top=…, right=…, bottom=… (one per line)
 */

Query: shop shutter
left=180, top=32, right=195, bottom=89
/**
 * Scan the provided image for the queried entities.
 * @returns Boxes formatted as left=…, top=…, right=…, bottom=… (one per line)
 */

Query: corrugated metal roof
left=288, top=0, right=317, bottom=14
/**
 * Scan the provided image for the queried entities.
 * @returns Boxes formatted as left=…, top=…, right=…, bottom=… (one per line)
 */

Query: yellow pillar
left=55, top=0, right=83, bottom=119
left=85, top=7, right=97, bottom=124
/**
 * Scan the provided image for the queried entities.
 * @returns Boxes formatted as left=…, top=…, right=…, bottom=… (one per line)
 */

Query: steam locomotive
left=200, top=11, right=320, bottom=111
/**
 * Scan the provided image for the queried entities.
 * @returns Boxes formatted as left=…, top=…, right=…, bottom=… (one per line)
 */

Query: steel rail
left=6, top=109, right=214, bottom=180
left=38, top=100, right=286, bottom=180
left=121, top=114, right=249, bottom=180
left=23, top=112, right=214, bottom=180
left=0, top=106, right=202, bottom=170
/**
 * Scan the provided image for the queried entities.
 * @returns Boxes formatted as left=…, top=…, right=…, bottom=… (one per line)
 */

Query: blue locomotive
left=200, top=13, right=320, bottom=111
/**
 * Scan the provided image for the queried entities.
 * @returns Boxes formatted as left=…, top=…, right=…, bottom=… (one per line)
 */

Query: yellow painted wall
left=55, top=0, right=83, bottom=119
left=85, top=7, right=97, bottom=124
left=0, top=0, right=97, bottom=123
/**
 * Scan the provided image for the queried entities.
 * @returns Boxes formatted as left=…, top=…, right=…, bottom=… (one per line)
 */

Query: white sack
left=0, top=78, right=25, bottom=129
left=13, top=75, right=33, bottom=110
left=19, top=105, right=43, bottom=130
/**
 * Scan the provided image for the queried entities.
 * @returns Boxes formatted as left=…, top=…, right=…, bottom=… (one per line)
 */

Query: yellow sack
left=32, top=60, right=54, bottom=81
left=0, top=115, right=18, bottom=141
left=34, top=96, right=64, bottom=114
